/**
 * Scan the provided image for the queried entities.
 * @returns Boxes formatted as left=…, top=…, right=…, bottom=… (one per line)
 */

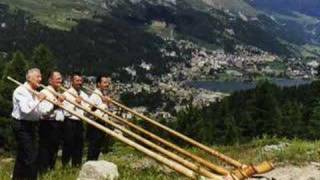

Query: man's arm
left=15, top=90, right=44, bottom=114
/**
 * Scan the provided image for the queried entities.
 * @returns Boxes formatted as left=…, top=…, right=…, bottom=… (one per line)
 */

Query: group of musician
left=11, top=68, right=113, bottom=180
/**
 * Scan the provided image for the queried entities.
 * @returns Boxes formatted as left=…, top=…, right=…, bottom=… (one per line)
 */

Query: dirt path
left=249, top=163, right=320, bottom=180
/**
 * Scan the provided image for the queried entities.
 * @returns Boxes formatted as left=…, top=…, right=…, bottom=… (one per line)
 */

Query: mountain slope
left=0, top=4, right=184, bottom=79
left=0, top=0, right=319, bottom=78
left=107, top=0, right=301, bottom=55
left=247, top=0, right=320, bottom=18
left=0, top=0, right=296, bottom=56
left=199, top=0, right=257, bottom=15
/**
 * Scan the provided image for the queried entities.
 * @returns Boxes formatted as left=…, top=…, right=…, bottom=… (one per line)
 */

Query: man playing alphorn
left=87, top=75, right=112, bottom=161
left=11, top=68, right=46, bottom=180
left=62, top=72, right=89, bottom=167
left=37, top=71, right=65, bottom=173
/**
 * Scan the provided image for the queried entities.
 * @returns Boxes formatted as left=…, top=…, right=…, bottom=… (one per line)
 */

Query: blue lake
left=187, top=79, right=312, bottom=93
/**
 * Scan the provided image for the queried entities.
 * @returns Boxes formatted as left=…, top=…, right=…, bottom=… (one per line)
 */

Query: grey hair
left=26, top=68, right=41, bottom=81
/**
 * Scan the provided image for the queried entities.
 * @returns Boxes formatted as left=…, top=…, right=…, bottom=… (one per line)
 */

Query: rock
left=263, top=143, right=289, bottom=152
left=77, top=161, right=119, bottom=180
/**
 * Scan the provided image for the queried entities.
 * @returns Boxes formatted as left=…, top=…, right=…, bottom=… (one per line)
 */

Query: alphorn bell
left=83, top=86, right=274, bottom=176
left=7, top=76, right=203, bottom=179
left=59, top=86, right=230, bottom=175
left=46, top=84, right=230, bottom=179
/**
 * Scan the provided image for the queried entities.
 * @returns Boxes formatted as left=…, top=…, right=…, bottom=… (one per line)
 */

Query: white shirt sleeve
left=38, top=100, right=54, bottom=116
left=89, top=94, right=100, bottom=106
left=38, top=89, right=54, bottom=116
left=89, top=92, right=109, bottom=117
left=63, top=91, right=73, bottom=117
left=81, top=91, right=90, bottom=109
left=15, top=90, right=40, bottom=114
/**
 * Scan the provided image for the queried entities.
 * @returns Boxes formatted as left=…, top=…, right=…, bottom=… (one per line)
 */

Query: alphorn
left=7, top=77, right=203, bottom=180
left=59, top=86, right=230, bottom=175
left=41, top=84, right=228, bottom=179
left=83, top=86, right=274, bottom=176
left=82, top=86, right=243, bottom=167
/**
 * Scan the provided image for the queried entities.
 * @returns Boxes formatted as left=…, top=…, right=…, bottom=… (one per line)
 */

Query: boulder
left=77, top=161, right=119, bottom=180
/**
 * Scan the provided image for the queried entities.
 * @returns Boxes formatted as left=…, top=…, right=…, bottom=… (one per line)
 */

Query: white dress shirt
left=89, top=88, right=109, bottom=118
left=63, top=87, right=89, bottom=120
left=38, top=86, right=64, bottom=121
left=11, top=82, right=41, bottom=121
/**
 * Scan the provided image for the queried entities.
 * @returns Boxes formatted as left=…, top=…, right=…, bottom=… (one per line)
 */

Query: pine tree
left=31, top=44, right=55, bottom=80
left=2, top=51, right=28, bottom=82
left=254, top=81, right=283, bottom=136
left=223, top=115, right=240, bottom=144
left=308, top=98, right=320, bottom=139
left=0, top=51, right=28, bottom=117
left=281, top=101, right=304, bottom=138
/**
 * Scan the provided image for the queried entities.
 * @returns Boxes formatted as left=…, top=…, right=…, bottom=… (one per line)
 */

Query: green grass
left=1, top=0, right=106, bottom=30
left=1, top=137, right=319, bottom=179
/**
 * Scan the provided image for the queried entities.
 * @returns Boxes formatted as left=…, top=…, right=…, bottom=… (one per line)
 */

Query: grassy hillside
left=0, top=4, right=182, bottom=77
left=200, top=0, right=257, bottom=16
left=1, top=0, right=106, bottom=30
left=0, top=0, right=295, bottom=65
left=0, top=0, right=319, bottom=61
left=0, top=138, right=319, bottom=179
left=247, top=0, right=320, bottom=18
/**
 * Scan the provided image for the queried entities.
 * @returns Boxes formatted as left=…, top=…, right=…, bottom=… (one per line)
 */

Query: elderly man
left=62, top=72, right=89, bottom=167
left=87, top=75, right=111, bottom=161
left=37, top=71, right=65, bottom=173
left=11, top=68, right=46, bottom=180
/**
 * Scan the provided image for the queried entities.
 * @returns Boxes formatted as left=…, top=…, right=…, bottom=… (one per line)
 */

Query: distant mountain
left=0, top=0, right=320, bottom=78
left=0, top=4, right=182, bottom=79
left=107, top=0, right=320, bottom=56
left=106, top=0, right=306, bottom=55
left=247, top=0, right=320, bottom=18
left=197, top=0, right=257, bottom=15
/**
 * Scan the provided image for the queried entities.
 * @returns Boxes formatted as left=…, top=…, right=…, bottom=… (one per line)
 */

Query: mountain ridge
left=0, top=0, right=320, bottom=78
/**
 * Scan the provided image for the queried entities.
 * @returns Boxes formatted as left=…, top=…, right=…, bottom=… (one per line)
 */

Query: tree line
left=168, top=80, right=320, bottom=145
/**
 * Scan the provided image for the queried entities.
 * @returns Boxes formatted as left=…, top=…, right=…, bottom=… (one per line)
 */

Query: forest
left=169, top=80, right=320, bottom=145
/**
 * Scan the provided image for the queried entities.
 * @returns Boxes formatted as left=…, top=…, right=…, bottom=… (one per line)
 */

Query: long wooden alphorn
left=41, top=84, right=229, bottom=180
left=61, top=86, right=230, bottom=175
left=7, top=77, right=203, bottom=179
left=83, top=86, right=274, bottom=176
left=83, top=86, right=243, bottom=168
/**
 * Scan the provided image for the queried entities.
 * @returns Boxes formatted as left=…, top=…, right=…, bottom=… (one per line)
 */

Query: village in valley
left=83, top=40, right=320, bottom=120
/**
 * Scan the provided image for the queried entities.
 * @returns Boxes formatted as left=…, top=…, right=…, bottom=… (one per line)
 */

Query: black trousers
left=12, top=120, right=38, bottom=180
left=62, top=118, right=83, bottom=167
left=37, top=120, right=62, bottom=174
left=86, top=121, right=109, bottom=161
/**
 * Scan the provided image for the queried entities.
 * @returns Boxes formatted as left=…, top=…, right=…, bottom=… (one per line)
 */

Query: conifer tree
left=0, top=51, right=28, bottom=117
left=31, top=44, right=55, bottom=80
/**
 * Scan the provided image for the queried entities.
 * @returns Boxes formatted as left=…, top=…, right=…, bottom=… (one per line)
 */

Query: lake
left=186, top=79, right=312, bottom=93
